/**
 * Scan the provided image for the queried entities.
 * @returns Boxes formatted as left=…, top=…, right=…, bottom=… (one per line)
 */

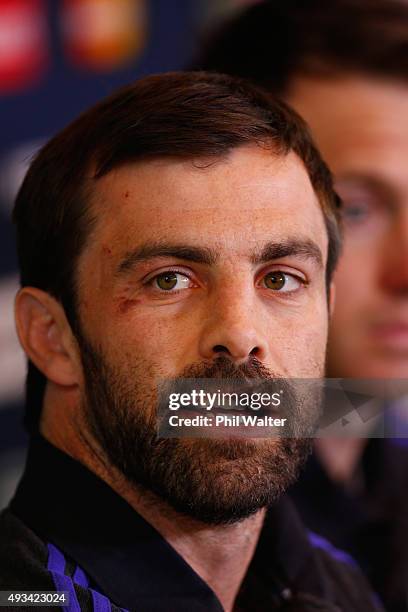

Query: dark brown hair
left=194, top=0, right=408, bottom=95
left=13, top=71, right=341, bottom=431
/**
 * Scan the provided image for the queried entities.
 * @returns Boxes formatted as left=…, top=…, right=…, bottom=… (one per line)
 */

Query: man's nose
left=198, top=290, right=269, bottom=363
left=379, top=211, right=408, bottom=296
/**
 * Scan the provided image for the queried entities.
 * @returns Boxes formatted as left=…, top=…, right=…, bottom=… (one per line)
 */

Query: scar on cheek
left=101, top=245, right=113, bottom=256
left=116, top=295, right=142, bottom=315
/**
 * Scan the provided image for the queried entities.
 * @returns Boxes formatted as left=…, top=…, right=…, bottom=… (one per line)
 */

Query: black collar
left=11, top=436, right=326, bottom=611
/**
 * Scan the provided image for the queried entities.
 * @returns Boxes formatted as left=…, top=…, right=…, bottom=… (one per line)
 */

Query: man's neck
left=123, top=489, right=265, bottom=612
left=41, top=409, right=265, bottom=612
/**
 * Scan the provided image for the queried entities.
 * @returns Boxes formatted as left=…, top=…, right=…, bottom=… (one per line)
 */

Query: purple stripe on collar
left=73, top=565, right=89, bottom=589
left=47, top=543, right=81, bottom=612
left=91, top=589, right=111, bottom=612
left=308, top=531, right=358, bottom=568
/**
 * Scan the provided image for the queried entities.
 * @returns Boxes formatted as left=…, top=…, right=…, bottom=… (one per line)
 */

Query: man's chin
left=166, top=435, right=278, bottom=461
left=79, top=340, right=313, bottom=525
left=123, top=436, right=312, bottom=526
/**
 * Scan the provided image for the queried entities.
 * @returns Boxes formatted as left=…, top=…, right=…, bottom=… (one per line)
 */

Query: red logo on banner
left=0, top=0, right=49, bottom=94
left=61, top=0, right=148, bottom=71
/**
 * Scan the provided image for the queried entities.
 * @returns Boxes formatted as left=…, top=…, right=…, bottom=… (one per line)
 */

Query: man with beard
left=195, top=1, right=408, bottom=610
left=0, top=72, right=380, bottom=611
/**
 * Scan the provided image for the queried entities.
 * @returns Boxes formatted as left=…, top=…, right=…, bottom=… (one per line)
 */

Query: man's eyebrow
left=336, top=172, right=398, bottom=203
left=250, top=239, right=324, bottom=267
left=116, top=238, right=323, bottom=276
left=116, top=243, right=219, bottom=275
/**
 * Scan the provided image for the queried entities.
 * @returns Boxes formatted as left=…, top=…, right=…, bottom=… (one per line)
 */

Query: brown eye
left=156, top=272, right=178, bottom=290
left=264, top=271, right=286, bottom=290
left=153, top=272, right=191, bottom=291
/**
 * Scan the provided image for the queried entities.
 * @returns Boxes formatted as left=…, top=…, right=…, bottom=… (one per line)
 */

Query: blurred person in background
left=195, top=0, right=408, bottom=610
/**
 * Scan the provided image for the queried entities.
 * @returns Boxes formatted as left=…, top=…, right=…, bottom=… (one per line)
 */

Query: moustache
left=178, top=355, right=279, bottom=381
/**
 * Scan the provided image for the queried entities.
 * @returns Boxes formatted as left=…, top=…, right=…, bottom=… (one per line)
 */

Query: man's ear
left=14, top=287, right=81, bottom=387
left=328, top=281, right=336, bottom=317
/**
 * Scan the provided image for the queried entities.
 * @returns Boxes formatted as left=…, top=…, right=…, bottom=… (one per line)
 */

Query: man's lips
left=370, top=321, right=408, bottom=351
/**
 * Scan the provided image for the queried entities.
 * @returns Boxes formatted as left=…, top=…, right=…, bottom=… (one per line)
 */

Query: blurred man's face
left=75, top=145, right=329, bottom=523
left=288, top=77, right=408, bottom=378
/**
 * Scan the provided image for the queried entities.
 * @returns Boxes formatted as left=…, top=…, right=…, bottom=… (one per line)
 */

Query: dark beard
left=79, top=336, right=315, bottom=525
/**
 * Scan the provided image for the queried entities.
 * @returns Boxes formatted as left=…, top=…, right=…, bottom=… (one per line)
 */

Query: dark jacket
left=0, top=436, right=383, bottom=611
left=290, top=437, right=408, bottom=612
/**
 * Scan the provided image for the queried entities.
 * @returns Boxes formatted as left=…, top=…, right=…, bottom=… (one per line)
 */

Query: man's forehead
left=317, top=119, right=408, bottom=171
left=288, top=75, right=408, bottom=161
left=88, top=146, right=323, bottom=238
left=78, top=146, right=328, bottom=296
left=320, top=118, right=408, bottom=195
